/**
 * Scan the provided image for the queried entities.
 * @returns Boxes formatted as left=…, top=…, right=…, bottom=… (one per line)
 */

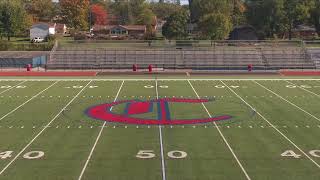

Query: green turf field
left=0, top=77, right=319, bottom=180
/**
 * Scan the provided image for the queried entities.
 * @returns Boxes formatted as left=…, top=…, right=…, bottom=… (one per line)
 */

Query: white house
left=30, top=23, right=56, bottom=40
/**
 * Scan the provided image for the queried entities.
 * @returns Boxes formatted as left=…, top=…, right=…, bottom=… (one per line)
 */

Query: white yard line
left=0, top=79, right=320, bottom=81
left=0, top=81, right=59, bottom=122
left=0, top=80, right=92, bottom=176
left=253, top=81, right=320, bottom=122
left=188, top=80, right=251, bottom=180
left=155, top=79, right=167, bottom=180
left=284, top=80, right=320, bottom=98
left=220, top=80, right=320, bottom=169
left=78, top=80, right=124, bottom=180
left=0, top=81, right=26, bottom=95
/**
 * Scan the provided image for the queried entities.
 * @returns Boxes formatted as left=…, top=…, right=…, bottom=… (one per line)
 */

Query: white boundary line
left=0, top=79, right=319, bottom=81
left=0, top=80, right=93, bottom=175
left=220, top=80, right=320, bottom=168
left=78, top=80, right=124, bottom=180
left=188, top=80, right=251, bottom=180
left=284, top=80, right=320, bottom=98
left=254, top=81, right=320, bottom=122
left=155, top=79, right=167, bottom=180
left=0, top=81, right=59, bottom=122
left=0, top=81, right=26, bottom=95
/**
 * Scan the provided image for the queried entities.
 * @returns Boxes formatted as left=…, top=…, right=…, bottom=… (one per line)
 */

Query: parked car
left=31, top=37, right=45, bottom=43
left=86, top=32, right=94, bottom=38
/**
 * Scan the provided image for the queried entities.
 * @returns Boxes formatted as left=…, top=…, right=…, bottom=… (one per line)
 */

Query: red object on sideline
left=26, top=64, right=32, bottom=72
left=148, top=65, right=153, bottom=72
left=247, top=64, right=253, bottom=72
left=133, top=64, right=137, bottom=72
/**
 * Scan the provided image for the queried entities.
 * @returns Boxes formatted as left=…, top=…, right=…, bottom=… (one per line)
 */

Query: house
left=30, top=23, right=55, bottom=40
left=30, top=23, right=68, bottom=40
left=93, top=25, right=146, bottom=39
left=228, top=25, right=258, bottom=40
left=292, top=25, right=317, bottom=39
left=55, top=23, right=67, bottom=35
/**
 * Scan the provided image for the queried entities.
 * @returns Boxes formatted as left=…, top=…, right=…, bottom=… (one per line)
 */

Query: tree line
left=0, top=0, right=319, bottom=41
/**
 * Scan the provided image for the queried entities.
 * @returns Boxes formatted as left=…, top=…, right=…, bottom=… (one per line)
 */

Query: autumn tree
left=60, top=0, right=90, bottom=31
left=0, top=0, right=30, bottom=40
left=196, top=0, right=233, bottom=40
left=162, top=9, right=189, bottom=39
left=91, top=4, right=108, bottom=25
left=246, top=0, right=314, bottom=39
left=137, top=7, right=156, bottom=39
left=26, top=0, right=55, bottom=22
left=310, top=0, right=320, bottom=35
left=150, top=2, right=184, bottom=20
left=199, top=13, right=232, bottom=40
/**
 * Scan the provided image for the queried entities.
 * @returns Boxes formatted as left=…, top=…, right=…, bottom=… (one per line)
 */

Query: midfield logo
left=86, top=98, right=232, bottom=125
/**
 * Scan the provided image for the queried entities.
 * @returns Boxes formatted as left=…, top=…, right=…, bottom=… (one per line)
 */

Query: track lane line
left=155, top=79, right=167, bottom=180
left=0, top=81, right=26, bottom=95
left=284, top=80, right=320, bottom=98
left=220, top=80, right=320, bottom=169
left=188, top=80, right=251, bottom=180
left=78, top=80, right=124, bottom=180
left=0, top=81, right=59, bottom=122
left=253, top=81, right=320, bottom=122
left=0, top=80, right=92, bottom=175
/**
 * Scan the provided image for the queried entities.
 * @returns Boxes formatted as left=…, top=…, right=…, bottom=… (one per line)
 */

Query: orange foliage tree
left=91, top=4, right=108, bottom=25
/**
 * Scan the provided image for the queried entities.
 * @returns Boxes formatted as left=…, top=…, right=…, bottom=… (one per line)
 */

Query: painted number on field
left=136, top=150, right=156, bottom=159
left=214, top=85, right=246, bottom=89
left=0, top=151, right=44, bottom=160
left=136, top=150, right=187, bottom=159
left=0, top=86, right=26, bottom=89
left=23, top=151, right=45, bottom=159
left=167, top=150, right=188, bottom=159
left=144, top=85, right=169, bottom=89
left=286, top=85, right=320, bottom=89
left=281, top=150, right=320, bottom=158
left=65, top=86, right=98, bottom=89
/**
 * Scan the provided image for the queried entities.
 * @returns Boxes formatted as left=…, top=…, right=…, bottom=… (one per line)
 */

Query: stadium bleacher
left=47, top=41, right=317, bottom=70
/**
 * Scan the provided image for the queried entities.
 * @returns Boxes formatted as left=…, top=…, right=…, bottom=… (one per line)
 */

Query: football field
left=0, top=77, right=320, bottom=180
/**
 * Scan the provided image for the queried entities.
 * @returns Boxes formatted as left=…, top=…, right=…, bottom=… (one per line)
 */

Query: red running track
left=280, top=70, right=320, bottom=76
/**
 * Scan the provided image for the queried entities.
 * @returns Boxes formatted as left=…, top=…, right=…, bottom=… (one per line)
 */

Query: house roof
left=293, top=25, right=316, bottom=32
left=31, top=23, right=56, bottom=30
left=93, top=25, right=146, bottom=31
left=31, top=24, right=49, bottom=30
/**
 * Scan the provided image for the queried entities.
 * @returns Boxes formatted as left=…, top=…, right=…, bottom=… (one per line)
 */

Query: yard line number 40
left=281, top=150, right=320, bottom=158
left=0, top=151, right=44, bottom=160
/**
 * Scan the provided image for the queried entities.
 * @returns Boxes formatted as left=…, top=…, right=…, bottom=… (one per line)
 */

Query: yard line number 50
left=136, top=150, right=187, bottom=159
